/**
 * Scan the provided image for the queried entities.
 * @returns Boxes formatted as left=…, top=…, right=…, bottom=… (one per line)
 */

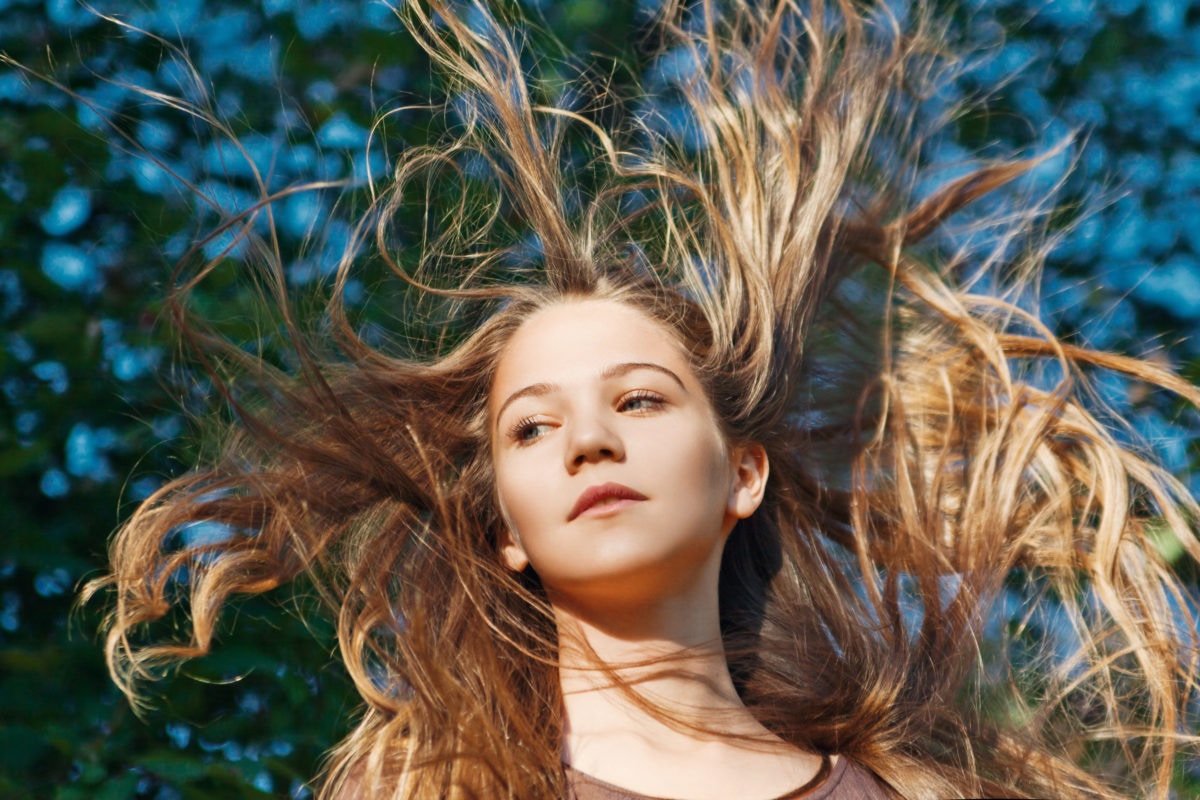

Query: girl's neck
left=546, top=559, right=823, bottom=799
left=553, top=592, right=772, bottom=760
left=553, top=605, right=825, bottom=800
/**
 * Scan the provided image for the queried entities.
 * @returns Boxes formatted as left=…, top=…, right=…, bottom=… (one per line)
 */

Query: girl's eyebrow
left=495, top=382, right=557, bottom=423
left=494, top=362, right=688, bottom=423
left=599, top=362, right=687, bottom=392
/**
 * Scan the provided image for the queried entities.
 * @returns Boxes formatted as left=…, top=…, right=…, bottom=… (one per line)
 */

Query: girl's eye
left=509, top=417, right=552, bottom=444
left=618, top=390, right=665, bottom=413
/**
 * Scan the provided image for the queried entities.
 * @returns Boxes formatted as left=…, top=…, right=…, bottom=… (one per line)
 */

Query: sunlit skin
left=490, top=300, right=753, bottom=618
left=488, top=300, right=825, bottom=800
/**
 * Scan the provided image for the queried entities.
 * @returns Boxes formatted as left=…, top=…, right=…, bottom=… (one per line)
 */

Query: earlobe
left=499, top=527, right=530, bottom=572
left=730, top=442, right=769, bottom=520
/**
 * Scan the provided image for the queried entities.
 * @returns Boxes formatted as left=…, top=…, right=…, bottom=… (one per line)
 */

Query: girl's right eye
left=509, top=417, right=552, bottom=444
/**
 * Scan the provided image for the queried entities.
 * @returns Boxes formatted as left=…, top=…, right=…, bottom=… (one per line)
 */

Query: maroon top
left=565, top=754, right=891, bottom=800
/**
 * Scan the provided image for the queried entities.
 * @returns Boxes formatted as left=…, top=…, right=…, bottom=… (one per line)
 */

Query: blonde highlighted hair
left=84, top=1, right=1199, bottom=797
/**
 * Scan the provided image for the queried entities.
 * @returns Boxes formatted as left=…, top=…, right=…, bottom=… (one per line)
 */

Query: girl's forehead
left=489, top=300, right=694, bottom=403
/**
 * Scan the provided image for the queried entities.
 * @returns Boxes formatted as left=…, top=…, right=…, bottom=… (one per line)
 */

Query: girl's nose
left=564, top=415, right=625, bottom=472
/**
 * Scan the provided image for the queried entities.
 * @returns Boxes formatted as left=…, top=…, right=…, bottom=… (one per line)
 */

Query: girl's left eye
left=618, top=390, right=665, bottom=413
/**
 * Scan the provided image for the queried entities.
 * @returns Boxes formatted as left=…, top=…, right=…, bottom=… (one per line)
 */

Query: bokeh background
left=2, top=0, right=1200, bottom=797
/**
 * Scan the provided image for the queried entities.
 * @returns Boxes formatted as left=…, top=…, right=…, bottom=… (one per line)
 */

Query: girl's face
left=488, top=299, right=767, bottom=612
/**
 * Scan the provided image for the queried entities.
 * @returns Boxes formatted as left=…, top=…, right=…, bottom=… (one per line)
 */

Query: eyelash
left=505, top=390, right=667, bottom=445
left=508, top=416, right=550, bottom=444
left=618, top=389, right=665, bottom=412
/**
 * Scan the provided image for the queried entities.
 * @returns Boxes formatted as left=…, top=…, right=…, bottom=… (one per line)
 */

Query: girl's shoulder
left=564, top=754, right=892, bottom=800
left=800, top=755, right=892, bottom=800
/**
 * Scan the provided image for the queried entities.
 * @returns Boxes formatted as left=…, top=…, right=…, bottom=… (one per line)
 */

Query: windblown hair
left=84, top=1, right=1200, bottom=798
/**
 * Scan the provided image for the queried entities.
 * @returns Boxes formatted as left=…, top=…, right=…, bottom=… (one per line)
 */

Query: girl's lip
left=568, top=482, right=647, bottom=521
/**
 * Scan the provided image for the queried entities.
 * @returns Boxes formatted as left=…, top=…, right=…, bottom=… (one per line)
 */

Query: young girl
left=89, top=1, right=1200, bottom=798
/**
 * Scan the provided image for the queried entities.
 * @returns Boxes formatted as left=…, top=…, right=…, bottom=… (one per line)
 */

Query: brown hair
left=84, top=1, right=1200, bottom=798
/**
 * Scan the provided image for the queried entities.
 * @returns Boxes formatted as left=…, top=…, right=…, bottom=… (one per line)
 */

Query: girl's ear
left=499, top=526, right=530, bottom=572
left=495, top=494, right=530, bottom=571
left=728, top=442, right=769, bottom=520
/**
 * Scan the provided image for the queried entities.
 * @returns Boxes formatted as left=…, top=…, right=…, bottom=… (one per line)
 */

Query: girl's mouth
left=568, top=482, right=647, bottom=521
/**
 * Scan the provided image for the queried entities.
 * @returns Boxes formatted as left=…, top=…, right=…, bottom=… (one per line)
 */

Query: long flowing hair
left=83, top=1, right=1200, bottom=797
